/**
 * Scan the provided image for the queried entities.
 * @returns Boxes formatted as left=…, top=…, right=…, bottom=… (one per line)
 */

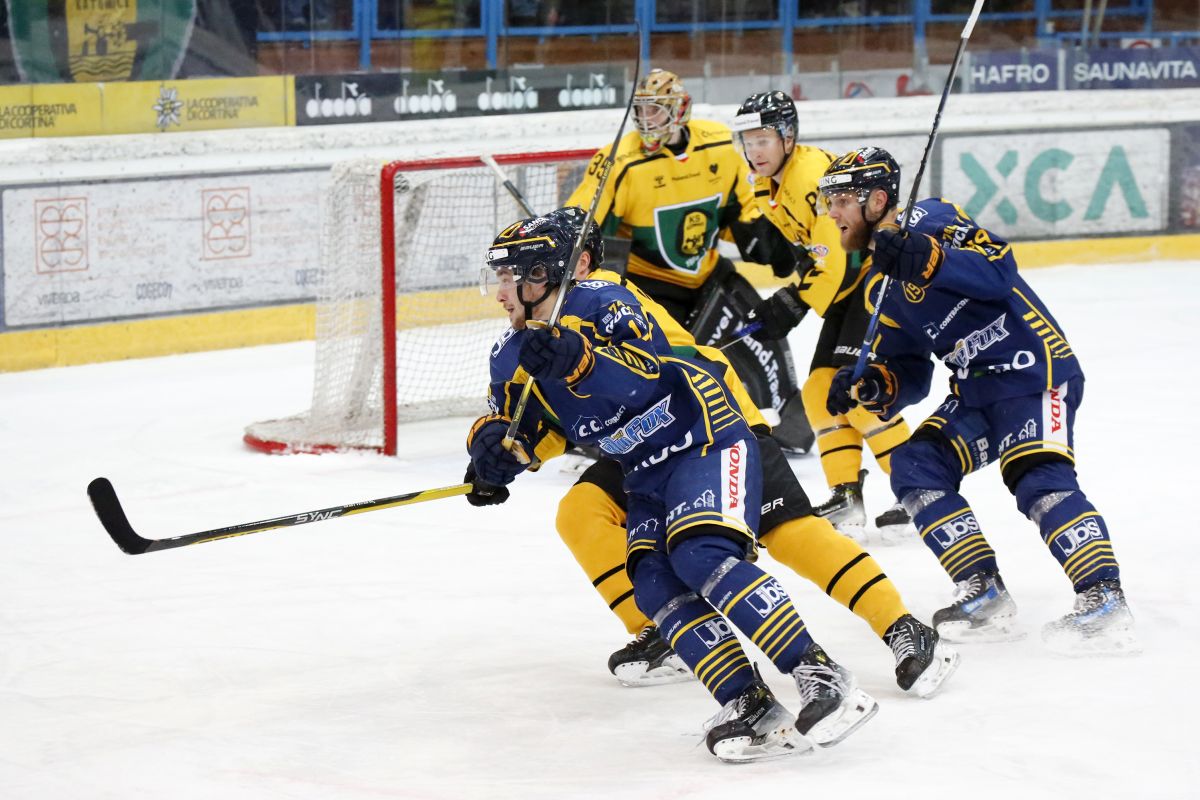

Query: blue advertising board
left=968, top=50, right=1059, bottom=93
left=1068, top=46, right=1200, bottom=90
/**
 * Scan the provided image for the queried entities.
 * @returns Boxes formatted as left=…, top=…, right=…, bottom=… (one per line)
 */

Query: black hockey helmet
left=731, top=90, right=799, bottom=144
left=545, top=205, right=604, bottom=269
left=485, top=213, right=575, bottom=290
left=818, top=146, right=902, bottom=211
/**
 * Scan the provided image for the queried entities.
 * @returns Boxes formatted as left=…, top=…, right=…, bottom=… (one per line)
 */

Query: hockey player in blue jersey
left=467, top=210, right=880, bottom=762
left=816, top=146, right=1138, bottom=655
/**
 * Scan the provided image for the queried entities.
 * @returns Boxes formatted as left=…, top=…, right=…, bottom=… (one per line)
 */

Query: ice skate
left=813, top=469, right=867, bottom=542
left=791, top=645, right=878, bottom=747
left=883, top=614, right=960, bottom=698
left=608, top=626, right=693, bottom=687
left=874, top=501, right=916, bottom=544
left=1042, top=580, right=1141, bottom=657
left=704, top=670, right=812, bottom=763
left=933, top=570, right=1024, bottom=643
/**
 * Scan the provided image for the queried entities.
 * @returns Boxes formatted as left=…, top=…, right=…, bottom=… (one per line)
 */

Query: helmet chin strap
left=518, top=281, right=554, bottom=324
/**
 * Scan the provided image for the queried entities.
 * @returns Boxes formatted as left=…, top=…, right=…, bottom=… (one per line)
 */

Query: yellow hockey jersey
left=750, top=145, right=859, bottom=317
left=566, top=119, right=758, bottom=291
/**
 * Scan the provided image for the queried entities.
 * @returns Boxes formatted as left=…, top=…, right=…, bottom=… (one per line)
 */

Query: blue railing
left=256, top=1, right=1160, bottom=74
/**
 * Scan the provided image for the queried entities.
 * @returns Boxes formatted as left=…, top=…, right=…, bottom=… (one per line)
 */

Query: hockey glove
left=518, top=324, right=595, bottom=386
left=827, top=364, right=900, bottom=417
left=463, top=463, right=510, bottom=507
left=872, top=222, right=944, bottom=287
left=747, top=285, right=809, bottom=342
left=467, top=414, right=532, bottom=487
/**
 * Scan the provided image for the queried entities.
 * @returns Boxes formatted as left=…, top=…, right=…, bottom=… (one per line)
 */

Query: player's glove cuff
left=519, top=324, right=595, bottom=387
left=467, top=414, right=532, bottom=486
left=855, top=363, right=900, bottom=417
left=872, top=222, right=944, bottom=287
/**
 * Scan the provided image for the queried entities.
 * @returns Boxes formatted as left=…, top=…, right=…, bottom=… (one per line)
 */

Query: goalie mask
left=632, top=68, right=692, bottom=154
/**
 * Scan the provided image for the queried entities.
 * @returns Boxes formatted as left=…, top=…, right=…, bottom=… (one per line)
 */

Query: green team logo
left=651, top=193, right=723, bottom=273
left=6, top=0, right=196, bottom=83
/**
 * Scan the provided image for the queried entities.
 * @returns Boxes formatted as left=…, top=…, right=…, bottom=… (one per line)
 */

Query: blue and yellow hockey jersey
left=487, top=279, right=751, bottom=480
left=869, top=199, right=1084, bottom=410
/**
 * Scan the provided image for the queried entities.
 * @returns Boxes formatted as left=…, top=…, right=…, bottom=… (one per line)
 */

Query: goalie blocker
left=687, top=260, right=813, bottom=454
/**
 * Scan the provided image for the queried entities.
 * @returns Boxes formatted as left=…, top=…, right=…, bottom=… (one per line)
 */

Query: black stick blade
left=87, top=478, right=152, bottom=555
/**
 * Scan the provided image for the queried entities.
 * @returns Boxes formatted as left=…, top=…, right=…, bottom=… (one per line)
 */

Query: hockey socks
left=654, top=593, right=754, bottom=705
left=904, top=489, right=999, bottom=582
left=761, top=515, right=908, bottom=637
left=1016, top=463, right=1120, bottom=590
left=701, top=558, right=813, bottom=675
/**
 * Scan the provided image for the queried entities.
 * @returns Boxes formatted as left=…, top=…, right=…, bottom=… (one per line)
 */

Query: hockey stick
left=481, top=154, right=539, bottom=217
left=849, top=0, right=984, bottom=382
left=87, top=476, right=470, bottom=555
left=499, top=39, right=643, bottom=464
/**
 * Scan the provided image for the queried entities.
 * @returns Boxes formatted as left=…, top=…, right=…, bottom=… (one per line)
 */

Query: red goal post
left=244, top=148, right=596, bottom=455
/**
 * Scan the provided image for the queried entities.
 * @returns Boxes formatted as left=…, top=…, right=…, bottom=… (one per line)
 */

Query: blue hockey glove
left=518, top=324, right=594, bottom=385
left=872, top=222, right=943, bottom=286
left=827, top=364, right=899, bottom=417
left=463, top=463, right=510, bottom=507
left=466, top=414, right=531, bottom=487
left=748, top=285, right=809, bottom=342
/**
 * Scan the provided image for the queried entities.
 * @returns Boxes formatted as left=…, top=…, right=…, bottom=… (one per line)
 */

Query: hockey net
left=244, top=149, right=595, bottom=455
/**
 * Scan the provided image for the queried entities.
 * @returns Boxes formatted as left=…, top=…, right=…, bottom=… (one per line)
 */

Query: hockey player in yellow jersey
left=466, top=205, right=958, bottom=699
left=731, top=91, right=915, bottom=542
left=565, top=68, right=813, bottom=455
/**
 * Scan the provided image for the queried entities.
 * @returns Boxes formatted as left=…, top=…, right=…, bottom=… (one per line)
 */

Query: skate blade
left=613, top=659, right=695, bottom=688
left=1042, top=625, right=1143, bottom=658
left=712, top=728, right=813, bottom=763
left=805, top=689, right=879, bottom=748
left=936, top=616, right=1026, bottom=644
left=910, top=642, right=961, bottom=699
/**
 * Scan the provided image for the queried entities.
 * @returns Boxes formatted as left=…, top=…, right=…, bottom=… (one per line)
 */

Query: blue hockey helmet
left=818, top=146, right=902, bottom=210
left=545, top=205, right=604, bottom=268
left=484, top=213, right=575, bottom=291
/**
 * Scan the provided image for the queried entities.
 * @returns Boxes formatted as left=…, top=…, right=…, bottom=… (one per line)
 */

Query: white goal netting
left=245, top=151, right=592, bottom=454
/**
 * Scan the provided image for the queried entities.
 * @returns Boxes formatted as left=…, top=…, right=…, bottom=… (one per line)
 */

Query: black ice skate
left=1042, top=579, right=1141, bottom=657
left=883, top=614, right=960, bottom=698
left=704, top=669, right=811, bottom=763
left=873, top=501, right=915, bottom=544
left=791, top=645, right=878, bottom=747
left=932, top=570, right=1023, bottom=643
left=813, top=469, right=868, bottom=541
left=607, top=626, right=693, bottom=687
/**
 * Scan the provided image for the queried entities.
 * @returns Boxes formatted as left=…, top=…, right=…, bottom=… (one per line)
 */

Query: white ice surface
left=2, top=260, right=1198, bottom=798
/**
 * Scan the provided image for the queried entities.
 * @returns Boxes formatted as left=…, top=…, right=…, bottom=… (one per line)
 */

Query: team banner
left=5, top=0, right=197, bottom=84
left=101, top=76, right=294, bottom=134
left=0, top=82, right=104, bottom=138
left=940, top=129, right=1170, bottom=239
left=2, top=169, right=325, bottom=328
left=1067, top=46, right=1200, bottom=90
left=967, top=50, right=1060, bottom=93
left=295, top=65, right=624, bottom=126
